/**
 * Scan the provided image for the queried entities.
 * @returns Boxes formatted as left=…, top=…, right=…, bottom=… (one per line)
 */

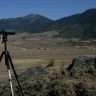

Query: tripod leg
left=0, top=52, right=15, bottom=96
left=0, top=51, right=4, bottom=63
left=5, top=52, right=15, bottom=96
left=7, top=51, right=24, bottom=96
left=8, top=69, right=15, bottom=96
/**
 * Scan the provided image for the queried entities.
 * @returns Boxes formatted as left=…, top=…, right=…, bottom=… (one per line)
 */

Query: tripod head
left=0, top=29, right=16, bottom=43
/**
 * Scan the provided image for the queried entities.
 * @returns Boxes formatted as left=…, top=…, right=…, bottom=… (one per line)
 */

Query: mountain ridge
left=0, top=8, right=96, bottom=39
left=0, top=14, right=53, bottom=32
left=49, top=8, right=96, bottom=39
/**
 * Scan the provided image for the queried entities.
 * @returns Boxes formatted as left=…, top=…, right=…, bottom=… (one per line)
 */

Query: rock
left=19, top=65, right=48, bottom=80
left=67, top=56, right=96, bottom=77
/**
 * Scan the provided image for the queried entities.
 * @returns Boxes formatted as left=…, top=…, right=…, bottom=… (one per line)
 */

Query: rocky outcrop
left=67, top=56, right=96, bottom=77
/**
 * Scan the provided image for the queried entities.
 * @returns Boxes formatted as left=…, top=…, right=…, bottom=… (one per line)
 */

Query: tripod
left=0, top=30, right=24, bottom=96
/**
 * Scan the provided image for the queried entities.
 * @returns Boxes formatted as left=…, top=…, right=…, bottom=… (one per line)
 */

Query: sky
left=0, top=0, right=96, bottom=20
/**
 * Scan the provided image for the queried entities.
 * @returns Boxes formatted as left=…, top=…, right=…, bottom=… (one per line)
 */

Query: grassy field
left=0, top=32, right=96, bottom=80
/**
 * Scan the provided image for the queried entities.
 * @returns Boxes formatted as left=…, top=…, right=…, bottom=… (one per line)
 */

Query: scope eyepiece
left=0, top=30, right=16, bottom=35
left=0, top=29, right=16, bottom=43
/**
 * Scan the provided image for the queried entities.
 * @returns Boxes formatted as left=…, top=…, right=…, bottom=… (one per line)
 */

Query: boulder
left=67, top=56, right=96, bottom=77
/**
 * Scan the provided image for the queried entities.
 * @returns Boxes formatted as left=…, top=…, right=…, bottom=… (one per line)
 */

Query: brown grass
left=0, top=32, right=96, bottom=80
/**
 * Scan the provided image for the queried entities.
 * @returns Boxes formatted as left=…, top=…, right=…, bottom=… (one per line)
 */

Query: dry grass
left=0, top=32, right=96, bottom=80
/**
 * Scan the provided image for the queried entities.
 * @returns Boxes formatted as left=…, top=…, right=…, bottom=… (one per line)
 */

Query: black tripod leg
left=7, top=60, right=15, bottom=96
left=7, top=51, right=24, bottom=96
left=0, top=52, right=4, bottom=63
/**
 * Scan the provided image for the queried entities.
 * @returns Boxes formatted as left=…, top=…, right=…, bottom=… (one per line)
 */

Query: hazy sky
left=0, top=0, right=96, bottom=20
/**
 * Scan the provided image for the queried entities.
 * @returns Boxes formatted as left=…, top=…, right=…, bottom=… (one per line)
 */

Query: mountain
left=50, top=8, right=96, bottom=39
left=0, top=14, right=53, bottom=32
left=0, top=8, right=96, bottom=39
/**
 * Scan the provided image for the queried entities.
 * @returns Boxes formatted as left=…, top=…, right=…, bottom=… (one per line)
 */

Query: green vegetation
left=49, top=9, right=96, bottom=39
